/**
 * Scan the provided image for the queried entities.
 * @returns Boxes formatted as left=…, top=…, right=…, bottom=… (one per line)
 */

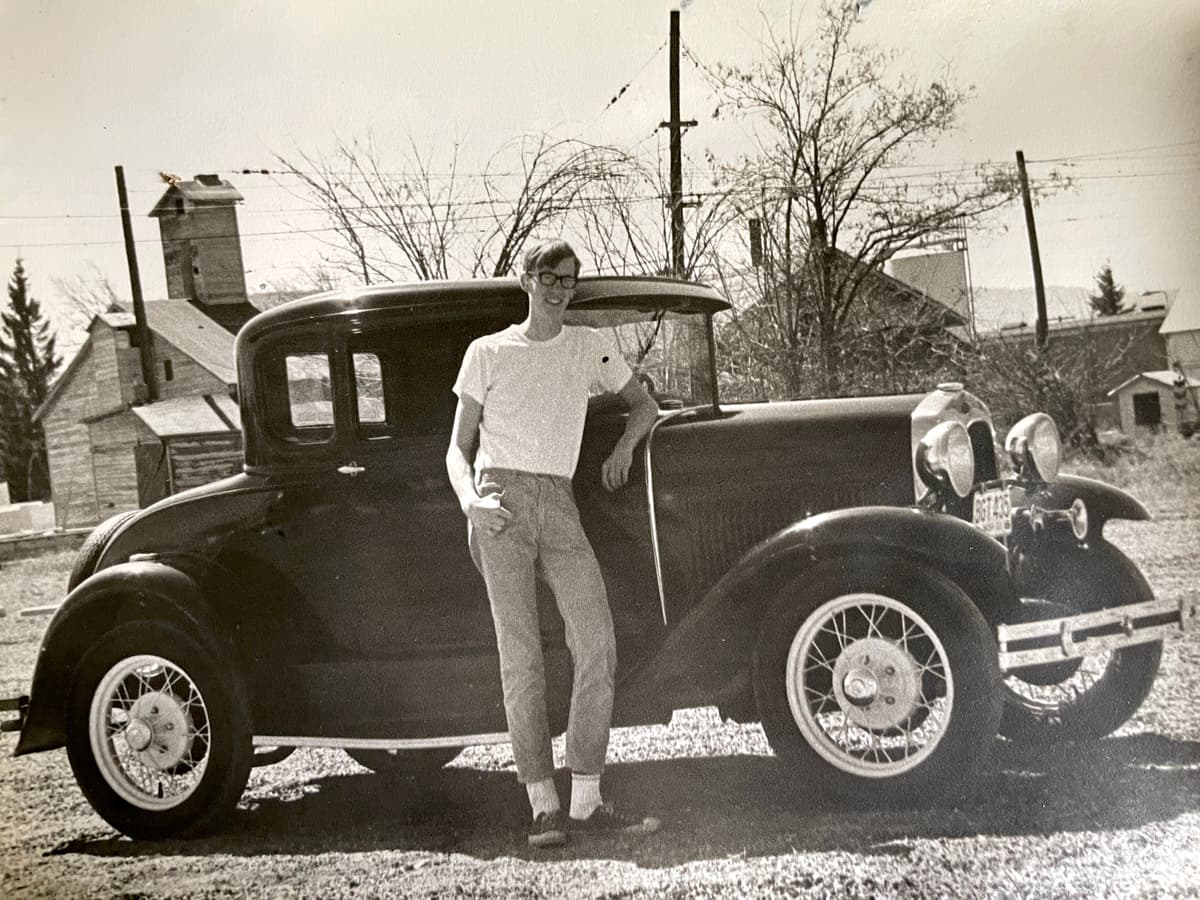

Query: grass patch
left=1065, top=433, right=1200, bottom=517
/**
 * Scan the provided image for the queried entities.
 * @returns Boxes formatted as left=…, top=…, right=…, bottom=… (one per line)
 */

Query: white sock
left=526, top=778, right=560, bottom=820
left=569, top=773, right=603, bottom=820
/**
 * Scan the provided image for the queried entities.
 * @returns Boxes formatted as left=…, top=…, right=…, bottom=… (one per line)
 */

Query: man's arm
left=600, top=376, right=659, bottom=492
left=447, top=395, right=511, bottom=534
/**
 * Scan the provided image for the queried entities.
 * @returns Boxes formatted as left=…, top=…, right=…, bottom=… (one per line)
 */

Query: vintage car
left=2, top=276, right=1192, bottom=839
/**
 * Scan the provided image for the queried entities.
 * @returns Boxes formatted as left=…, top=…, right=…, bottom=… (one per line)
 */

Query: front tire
left=1000, top=544, right=1162, bottom=744
left=754, top=560, right=1002, bottom=804
left=66, top=621, right=252, bottom=839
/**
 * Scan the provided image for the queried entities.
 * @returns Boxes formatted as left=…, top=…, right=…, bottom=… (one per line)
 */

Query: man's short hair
left=523, top=240, right=581, bottom=276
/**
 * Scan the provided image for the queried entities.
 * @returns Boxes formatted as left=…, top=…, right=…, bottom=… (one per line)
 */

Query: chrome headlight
left=915, top=421, right=975, bottom=499
left=1005, top=413, right=1061, bottom=482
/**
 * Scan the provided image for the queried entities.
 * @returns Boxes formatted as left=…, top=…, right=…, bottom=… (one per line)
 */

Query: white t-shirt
left=453, top=325, right=633, bottom=478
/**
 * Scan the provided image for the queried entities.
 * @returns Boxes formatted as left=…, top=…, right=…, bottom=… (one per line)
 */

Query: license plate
left=973, top=486, right=1013, bottom=538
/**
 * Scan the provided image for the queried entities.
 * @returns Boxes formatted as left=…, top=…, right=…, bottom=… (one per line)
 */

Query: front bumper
left=997, top=595, right=1198, bottom=671
left=1, top=694, right=28, bottom=739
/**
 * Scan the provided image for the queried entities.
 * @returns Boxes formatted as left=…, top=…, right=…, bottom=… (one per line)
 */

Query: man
left=446, top=240, right=660, bottom=848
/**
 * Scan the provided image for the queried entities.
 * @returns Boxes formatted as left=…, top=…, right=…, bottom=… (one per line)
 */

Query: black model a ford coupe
left=4, top=276, right=1192, bottom=839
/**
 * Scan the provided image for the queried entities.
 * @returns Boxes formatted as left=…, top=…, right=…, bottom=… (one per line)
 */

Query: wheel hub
left=125, top=691, right=191, bottom=769
left=831, top=637, right=922, bottom=731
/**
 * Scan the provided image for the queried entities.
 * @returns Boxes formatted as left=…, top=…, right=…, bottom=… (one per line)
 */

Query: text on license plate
left=973, top=486, right=1013, bottom=537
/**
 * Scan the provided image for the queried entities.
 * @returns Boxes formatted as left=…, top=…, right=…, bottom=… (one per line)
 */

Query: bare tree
left=702, top=2, right=1066, bottom=394
left=53, top=265, right=121, bottom=320
left=569, top=152, right=741, bottom=280
left=276, top=134, right=631, bottom=284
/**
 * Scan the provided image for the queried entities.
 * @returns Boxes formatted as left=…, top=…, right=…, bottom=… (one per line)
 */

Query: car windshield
left=566, top=308, right=713, bottom=409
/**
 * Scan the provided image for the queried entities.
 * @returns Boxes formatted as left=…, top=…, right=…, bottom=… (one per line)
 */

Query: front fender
left=14, top=561, right=229, bottom=756
left=1030, top=474, right=1151, bottom=530
left=617, top=506, right=1014, bottom=718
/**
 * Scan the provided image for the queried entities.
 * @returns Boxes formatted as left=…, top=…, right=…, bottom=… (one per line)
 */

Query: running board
left=252, top=731, right=511, bottom=751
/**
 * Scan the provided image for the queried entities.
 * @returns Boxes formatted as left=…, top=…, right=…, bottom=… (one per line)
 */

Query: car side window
left=353, top=352, right=386, bottom=426
left=258, top=347, right=337, bottom=447
left=286, top=354, right=334, bottom=430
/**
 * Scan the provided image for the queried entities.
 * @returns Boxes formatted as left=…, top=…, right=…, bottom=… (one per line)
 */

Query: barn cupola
left=149, top=174, right=258, bottom=333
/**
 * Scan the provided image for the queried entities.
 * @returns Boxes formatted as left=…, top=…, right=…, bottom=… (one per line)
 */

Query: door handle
left=337, top=462, right=366, bottom=476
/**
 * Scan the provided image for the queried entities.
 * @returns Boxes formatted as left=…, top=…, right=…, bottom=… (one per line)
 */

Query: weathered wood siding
left=42, top=343, right=101, bottom=528
left=169, top=435, right=243, bottom=492
left=159, top=205, right=247, bottom=305
left=89, top=412, right=140, bottom=517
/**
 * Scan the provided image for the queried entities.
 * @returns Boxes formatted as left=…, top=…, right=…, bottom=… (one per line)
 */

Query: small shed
left=129, top=395, right=243, bottom=505
left=1107, top=370, right=1200, bottom=433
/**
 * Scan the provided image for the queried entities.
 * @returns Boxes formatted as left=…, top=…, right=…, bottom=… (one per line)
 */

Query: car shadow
left=45, top=733, right=1200, bottom=865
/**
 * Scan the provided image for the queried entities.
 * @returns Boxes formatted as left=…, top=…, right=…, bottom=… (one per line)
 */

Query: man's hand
left=601, top=444, right=634, bottom=491
left=600, top=376, right=658, bottom=492
left=466, top=489, right=512, bottom=536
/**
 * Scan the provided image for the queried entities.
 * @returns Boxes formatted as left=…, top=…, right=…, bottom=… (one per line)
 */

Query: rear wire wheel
left=66, top=621, right=252, bottom=839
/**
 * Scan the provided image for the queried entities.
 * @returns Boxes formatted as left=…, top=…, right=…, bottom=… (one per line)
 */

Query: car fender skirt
left=617, top=507, right=1013, bottom=717
left=1031, top=475, right=1151, bottom=528
left=14, top=561, right=228, bottom=756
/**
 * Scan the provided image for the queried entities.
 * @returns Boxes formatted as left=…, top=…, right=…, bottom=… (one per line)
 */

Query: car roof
left=237, top=276, right=730, bottom=344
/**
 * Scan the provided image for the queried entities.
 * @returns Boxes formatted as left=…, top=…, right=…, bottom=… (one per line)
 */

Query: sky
left=2, top=0, right=1198, bottom=355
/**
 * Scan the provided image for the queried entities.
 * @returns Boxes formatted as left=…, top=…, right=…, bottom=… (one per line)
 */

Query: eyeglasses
left=532, top=271, right=578, bottom=289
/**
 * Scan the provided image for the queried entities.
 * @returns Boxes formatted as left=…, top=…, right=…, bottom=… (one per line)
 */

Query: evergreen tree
left=1088, top=264, right=1128, bottom=316
left=0, top=259, right=62, bottom=501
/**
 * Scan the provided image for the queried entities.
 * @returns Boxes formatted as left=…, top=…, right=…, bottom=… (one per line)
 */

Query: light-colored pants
left=470, top=468, right=616, bottom=784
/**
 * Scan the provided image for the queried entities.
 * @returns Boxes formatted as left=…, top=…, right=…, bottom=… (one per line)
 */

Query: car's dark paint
left=645, top=396, right=918, bottom=619
left=613, top=504, right=1017, bottom=721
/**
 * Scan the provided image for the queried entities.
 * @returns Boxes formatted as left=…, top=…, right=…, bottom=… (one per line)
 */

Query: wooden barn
left=33, top=174, right=262, bottom=528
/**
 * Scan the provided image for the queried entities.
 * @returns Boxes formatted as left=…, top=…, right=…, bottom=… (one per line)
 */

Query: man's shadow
left=47, top=732, right=1200, bottom=864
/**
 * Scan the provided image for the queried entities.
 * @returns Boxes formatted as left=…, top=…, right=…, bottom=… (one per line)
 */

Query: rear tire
left=754, top=559, right=1002, bottom=804
left=66, top=620, right=252, bottom=839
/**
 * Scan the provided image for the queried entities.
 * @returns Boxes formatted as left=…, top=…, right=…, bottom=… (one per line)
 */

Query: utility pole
left=662, top=10, right=695, bottom=277
left=115, top=165, right=158, bottom=402
left=1015, top=150, right=1049, bottom=349
left=660, top=9, right=717, bottom=411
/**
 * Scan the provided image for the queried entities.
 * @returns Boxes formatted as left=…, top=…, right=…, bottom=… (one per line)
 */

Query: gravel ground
left=1, top=509, right=1198, bottom=898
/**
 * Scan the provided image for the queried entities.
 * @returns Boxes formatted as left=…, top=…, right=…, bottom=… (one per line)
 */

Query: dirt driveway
left=1, top=516, right=1198, bottom=898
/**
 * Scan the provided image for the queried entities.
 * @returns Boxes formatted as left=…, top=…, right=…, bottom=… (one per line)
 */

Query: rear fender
left=14, top=561, right=230, bottom=756
left=617, top=507, right=1014, bottom=718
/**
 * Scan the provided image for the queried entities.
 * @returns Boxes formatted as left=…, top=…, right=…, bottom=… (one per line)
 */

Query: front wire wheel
left=67, top=621, right=251, bottom=839
left=755, top=562, right=1002, bottom=804
left=787, top=593, right=953, bottom=778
